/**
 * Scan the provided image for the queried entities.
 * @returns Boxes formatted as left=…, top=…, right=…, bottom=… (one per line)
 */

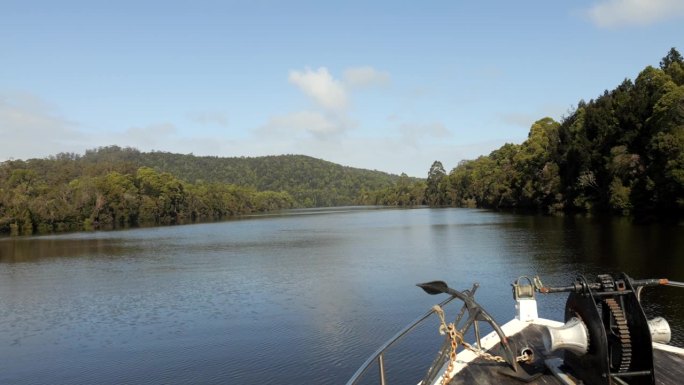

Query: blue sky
left=2, top=1, right=683, bottom=177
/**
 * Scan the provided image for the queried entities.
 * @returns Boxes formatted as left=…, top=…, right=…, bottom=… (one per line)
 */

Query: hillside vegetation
left=76, top=148, right=405, bottom=206
left=423, top=48, right=684, bottom=218
left=0, top=149, right=406, bottom=235
left=3, top=49, right=682, bottom=235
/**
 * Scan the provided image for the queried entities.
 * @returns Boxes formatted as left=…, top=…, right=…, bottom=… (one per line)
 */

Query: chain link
left=462, top=340, right=531, bottom=363
left=432, top=304, right=529, bottom=384
left=440, top=323, right=458, bottom=385
left=461, top=340, right=508, bottom=363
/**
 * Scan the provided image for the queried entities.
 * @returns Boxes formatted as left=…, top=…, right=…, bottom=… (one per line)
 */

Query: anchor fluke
left=417, top=281, right=450, bottom=295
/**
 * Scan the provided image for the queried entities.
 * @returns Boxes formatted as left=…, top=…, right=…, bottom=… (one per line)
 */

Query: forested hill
left=424, top=48, right=684, bottom=218
left=74, top=147, right=404, bottom=206
left=0, top=148, right=409, bottom=235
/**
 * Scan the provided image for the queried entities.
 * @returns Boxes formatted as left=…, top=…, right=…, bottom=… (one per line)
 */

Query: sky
left=1, top=1, right=684, bottom=177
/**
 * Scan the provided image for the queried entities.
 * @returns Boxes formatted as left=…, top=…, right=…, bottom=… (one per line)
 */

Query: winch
left=347, top=272, right=683, bottom=385
left=530, top=273, right=672, bottom=385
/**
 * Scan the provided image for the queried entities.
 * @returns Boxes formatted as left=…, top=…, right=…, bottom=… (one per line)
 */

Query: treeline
left=4, top=49, right=681, bottom=235
left=424, top=48, right=684, bottom=217
left=0, top=149, right=411, bottom=235
left=0, top=165, right=294, bottom=235
left=357, top=173, right=427, bottom=206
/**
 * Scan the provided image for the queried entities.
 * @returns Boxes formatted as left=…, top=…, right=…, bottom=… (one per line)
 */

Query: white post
left=515, top=298, right=538, bottom=322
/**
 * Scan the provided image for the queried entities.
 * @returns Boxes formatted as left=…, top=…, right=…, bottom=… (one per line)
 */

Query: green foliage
left=70, top=148, right=401, bottom=207
left=358, top=173, right=426, bottom=206
left=425, top=161, right=447, bottom=206
left=0, top=148, right=410, bottom=235
left=0, top=163, right=297, bottom=235
left=660, top=47, right=684, bottom=72
left=609, top=177, right=632, bottom=213
left=433, top=48, right=684, bottom=218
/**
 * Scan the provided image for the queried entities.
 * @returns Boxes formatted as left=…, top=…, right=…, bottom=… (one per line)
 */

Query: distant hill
left=0, top=147, right=419, bottom=235
left=77, top=146, right=408, bottom=206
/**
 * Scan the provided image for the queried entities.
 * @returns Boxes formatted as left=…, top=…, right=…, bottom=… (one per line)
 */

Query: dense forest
left=79, top=148, right=407, bottom=206
left=423, top=48, right=684, bottom=218
left=2, top=49, right=682, bottom=235
left=0, top=149, right=409, bottom=235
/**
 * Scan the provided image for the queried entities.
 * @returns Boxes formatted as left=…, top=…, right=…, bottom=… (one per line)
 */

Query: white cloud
left=188, top=111, right=229, bottom=127
left=288, top=67, right=348, bottom=111
left=398, top=122, right=452, bottom=144
left=0, top=92, right=84, bottom=160
left=500, top=112, right=537, bottom=128
left=281, top=65, right=389, bottom=139
left=91, top=124, right=236, bottom=158
left=121, top=123, right=178, bottom=148
left=343, top=66, right=391, bottom=89
left=258, top=110, right=348, bottom=139
left=586, top=0, right=684, bottom=27
left=499, top=104, right=568, bottom=131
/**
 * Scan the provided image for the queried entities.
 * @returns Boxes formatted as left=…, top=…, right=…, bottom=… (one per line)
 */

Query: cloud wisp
left=0, top=92, right=84, bottom=160
left=343, top=66, right=391, bottom=89
left=257, top=110, right=351, bottom=139
left=586, top=0, right=684, bottom=28
left=188, top=111, right=230, bottom=128
left=398, top=122, right=451, bottom=147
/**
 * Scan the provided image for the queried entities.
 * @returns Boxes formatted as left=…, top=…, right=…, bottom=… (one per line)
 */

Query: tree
left=512, top=118, right=561, bottom=209
left=425, top=161, right=447, bottom=206
left=0, top=151, right=317, bottom=235
left=95, top=172, right=139, bottom=227
left=660, top=47, right=683, bottom=70
left=646, top=84, right=684, bottom=210
left=660, top=47, right=684, bottom=85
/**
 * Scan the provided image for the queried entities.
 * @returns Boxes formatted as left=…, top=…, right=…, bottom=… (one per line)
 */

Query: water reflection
left=0, top=237, right=131, bottom=262
left=501, top=215, right=684, bottom=277
left=0, top=208, right=682, bottom=385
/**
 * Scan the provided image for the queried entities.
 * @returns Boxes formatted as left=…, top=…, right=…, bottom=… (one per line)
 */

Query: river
left=1, top=208, right=682, bottom=384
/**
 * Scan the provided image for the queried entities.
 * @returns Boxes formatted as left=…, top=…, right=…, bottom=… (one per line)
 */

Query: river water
left=0, top=208, right=682, bottom=384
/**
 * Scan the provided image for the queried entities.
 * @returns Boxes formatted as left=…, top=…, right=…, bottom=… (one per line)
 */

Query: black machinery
left=534, top=273, right=674, bottom=385
left=418, top=273, right=679, bottom=385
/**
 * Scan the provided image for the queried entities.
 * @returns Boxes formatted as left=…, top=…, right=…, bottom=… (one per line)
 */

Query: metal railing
left=345, top=296, right=457, bottom=385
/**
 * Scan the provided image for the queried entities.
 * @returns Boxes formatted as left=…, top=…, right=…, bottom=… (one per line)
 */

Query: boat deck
left=654, top=345, right=684, bottom=385
left=447, top=323, right=684, bottom=385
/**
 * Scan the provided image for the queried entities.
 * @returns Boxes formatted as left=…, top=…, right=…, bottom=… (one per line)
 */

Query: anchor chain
left=433, top=305, right=530, bottom=384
